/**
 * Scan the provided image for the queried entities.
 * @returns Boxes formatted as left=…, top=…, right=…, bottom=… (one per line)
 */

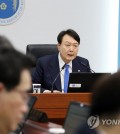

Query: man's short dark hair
left=0, top=48, right=34, bottom=90
left=91, top=72, right=120, bottom=117
left=57, top=29, right=80, bottom=44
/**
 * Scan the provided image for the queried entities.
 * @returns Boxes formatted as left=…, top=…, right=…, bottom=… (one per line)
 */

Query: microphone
left=51, top=63, right=66, bottom=93
left=80, top=61, right=95, bottom=73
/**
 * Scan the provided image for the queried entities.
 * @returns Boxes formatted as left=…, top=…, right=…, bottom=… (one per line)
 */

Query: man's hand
left=53, top=90, right=62, bottom=93
left=43, top=90, right=51, bottom=93
left=43, top=90, right=62, bottom=93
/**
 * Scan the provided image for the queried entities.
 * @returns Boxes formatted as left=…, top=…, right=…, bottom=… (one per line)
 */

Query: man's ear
left=57, top=44, right=60, bottom=51
left=0, top=83, right=5, bottom=92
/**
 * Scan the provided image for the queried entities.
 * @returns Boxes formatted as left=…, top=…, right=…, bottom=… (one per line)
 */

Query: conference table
left=23, top=120, right=63, bottom=134
left=31, top=93, right=91, bottom=124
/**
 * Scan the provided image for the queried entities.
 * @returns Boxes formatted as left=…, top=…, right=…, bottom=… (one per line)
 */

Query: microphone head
left=62, top=63, right=66, bottom=70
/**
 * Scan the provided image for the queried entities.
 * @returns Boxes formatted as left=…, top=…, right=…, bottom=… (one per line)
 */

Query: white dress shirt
left=58, top=53, right=72, bottom=92
left=43, top=53, right=72, bottom=93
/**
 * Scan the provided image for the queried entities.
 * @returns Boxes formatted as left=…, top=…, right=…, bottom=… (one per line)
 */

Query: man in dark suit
left=32, top=29, right=91, bottom=93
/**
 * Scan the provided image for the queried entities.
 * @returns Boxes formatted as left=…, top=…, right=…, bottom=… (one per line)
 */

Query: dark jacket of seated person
left=32, top=53, right=91, bottom=92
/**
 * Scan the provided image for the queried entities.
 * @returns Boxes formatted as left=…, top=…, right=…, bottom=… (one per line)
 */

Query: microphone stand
left=80, top=62, right=95, bottom=73
left=51, top=64, right=66, bottom=93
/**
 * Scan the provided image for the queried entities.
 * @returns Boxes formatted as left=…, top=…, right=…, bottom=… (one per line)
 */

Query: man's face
left=57, top=34, right=79, bottom=63
left=0, top=69, right=32, bottom=133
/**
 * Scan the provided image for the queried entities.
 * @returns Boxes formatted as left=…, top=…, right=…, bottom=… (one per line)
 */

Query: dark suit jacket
left=32, top=53, right=91, bottom=92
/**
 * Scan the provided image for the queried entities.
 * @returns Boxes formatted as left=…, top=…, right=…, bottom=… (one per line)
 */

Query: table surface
left=23, top=120, right=63, bottom=134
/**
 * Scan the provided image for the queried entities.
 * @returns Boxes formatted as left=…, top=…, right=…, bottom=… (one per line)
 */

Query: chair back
left=26, top=44, right=58, bottom=66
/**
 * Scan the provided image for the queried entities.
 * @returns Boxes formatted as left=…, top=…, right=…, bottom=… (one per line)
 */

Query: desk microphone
left=51, top=63, right=66, bottom=93
left=80, top=61, right=95, bottom=73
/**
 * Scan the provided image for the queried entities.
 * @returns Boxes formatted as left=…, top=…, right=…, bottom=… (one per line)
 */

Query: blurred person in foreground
left=0, top=46, right=33, bottom=134
left=76, top=72, right=120, bottom=134
left=0, top=35, right=14, bottom=49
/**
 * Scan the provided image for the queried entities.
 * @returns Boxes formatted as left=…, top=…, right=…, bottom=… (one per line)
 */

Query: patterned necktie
left=64, top=64, right=70, bottom=93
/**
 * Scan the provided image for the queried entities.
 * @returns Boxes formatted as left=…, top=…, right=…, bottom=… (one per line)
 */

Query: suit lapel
left=72, top=57, right=81, bottom=72
left=48, top=54, right=62, bottom=91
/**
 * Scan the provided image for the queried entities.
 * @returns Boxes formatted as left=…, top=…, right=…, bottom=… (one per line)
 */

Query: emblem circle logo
left=0, top=0, right=25, bottom=25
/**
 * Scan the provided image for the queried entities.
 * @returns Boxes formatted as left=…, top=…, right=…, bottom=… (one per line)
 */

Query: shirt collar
left=58, top=53, right=72, bottom=69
